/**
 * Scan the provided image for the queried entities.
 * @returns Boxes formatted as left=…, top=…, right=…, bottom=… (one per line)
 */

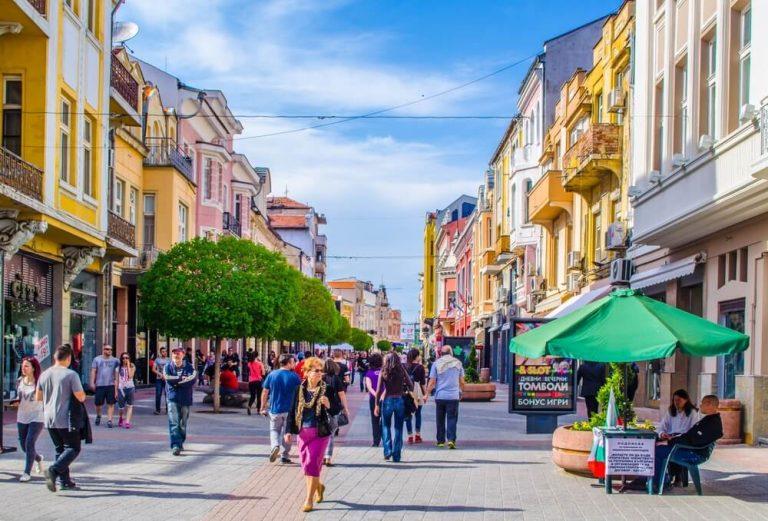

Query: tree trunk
left=213, top=337, right=223, bottom=413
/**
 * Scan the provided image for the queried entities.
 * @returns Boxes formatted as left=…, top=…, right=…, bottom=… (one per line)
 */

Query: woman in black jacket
left=322, top=359, right=349, bottom=467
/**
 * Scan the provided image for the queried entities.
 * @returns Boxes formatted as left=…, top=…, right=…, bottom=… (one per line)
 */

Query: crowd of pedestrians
left=10, top=340, right=470, bottom=512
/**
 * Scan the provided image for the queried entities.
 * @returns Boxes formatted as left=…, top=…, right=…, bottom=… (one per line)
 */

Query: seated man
left=219, top=366, right=239, bottom=396
left=652, top=394, right=723, bottom=493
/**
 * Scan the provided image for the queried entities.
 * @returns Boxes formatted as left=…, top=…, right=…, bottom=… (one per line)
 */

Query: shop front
left=2, top=253, right=55, bottom=401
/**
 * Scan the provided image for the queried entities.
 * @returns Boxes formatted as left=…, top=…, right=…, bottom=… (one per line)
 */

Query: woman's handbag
left=336, top=411, right=350, bottom=427
left=403, top=392, right=418, bottom=416
left=317, top=407, right=332, bottom=438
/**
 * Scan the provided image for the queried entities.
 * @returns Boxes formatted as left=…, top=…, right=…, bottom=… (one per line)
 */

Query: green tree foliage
left=325, top=315, right=351, bottom=345
left=376, top=339, right=393, bottom=352
left=349, top=328, right=373, bottom=351
left=465, top=345, right=479, bottom=383
left=139, top=237, right=300, bottom=411
left=275, top=276, right=338, bottom=344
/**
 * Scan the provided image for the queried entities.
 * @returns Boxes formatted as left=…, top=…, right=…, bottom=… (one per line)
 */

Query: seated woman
left=659, top=389, right=698, bottom=440
left=220, top=366, right=239, bottom=396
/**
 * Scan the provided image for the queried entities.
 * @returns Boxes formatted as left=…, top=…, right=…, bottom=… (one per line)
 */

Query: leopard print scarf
left=295, top=379, right=326, bottom=428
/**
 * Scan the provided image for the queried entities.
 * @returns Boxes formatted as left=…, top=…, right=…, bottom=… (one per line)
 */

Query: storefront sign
left=4, top=254, right=53, bottom=306
left=511, top=355, right=575, bottom=411
left=605, top=436, right=655, bottom=477
left=35, top=335, right=50, bottom=362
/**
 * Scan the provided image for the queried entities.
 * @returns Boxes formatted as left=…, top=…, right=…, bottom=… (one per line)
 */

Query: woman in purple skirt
left=285, top=356, right=332, bottom=512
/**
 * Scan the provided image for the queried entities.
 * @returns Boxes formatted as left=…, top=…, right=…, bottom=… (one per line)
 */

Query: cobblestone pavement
left=0, top=384, right=766, bottom=520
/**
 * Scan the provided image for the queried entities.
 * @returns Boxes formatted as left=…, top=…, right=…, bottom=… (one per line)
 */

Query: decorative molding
left=62, top=246, right=105, bottom=291
left=0, top=22, right=23, bottom=37
left=0, top=209, right=48, bottom=260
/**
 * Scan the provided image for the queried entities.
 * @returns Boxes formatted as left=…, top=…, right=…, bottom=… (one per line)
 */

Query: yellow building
left=531, top=1, right=634, bottom=315
left=470, top=182, right=495, bottom=348
left=420, top=211, right=437, bottom=334
left=0, top=0, right=119, bottom=388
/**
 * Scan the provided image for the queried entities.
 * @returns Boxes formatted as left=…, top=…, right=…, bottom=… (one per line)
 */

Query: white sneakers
left=19, top=473, right=31, bottom=482
left=35, top=455, right=45, bottom=474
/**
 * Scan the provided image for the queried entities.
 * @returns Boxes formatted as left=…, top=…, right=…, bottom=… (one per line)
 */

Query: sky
left=119, top=0, right=620, bottom=324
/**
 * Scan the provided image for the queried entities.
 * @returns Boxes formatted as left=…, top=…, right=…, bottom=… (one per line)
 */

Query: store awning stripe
left=630, top=255, right=700, bottom=290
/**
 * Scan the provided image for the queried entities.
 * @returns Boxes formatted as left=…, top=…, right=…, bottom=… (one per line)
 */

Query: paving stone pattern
left=0, top=385, right=766, bottom=520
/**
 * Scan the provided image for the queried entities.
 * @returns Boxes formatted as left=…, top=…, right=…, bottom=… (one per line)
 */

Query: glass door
left=718, top=299, right=746, bottom=399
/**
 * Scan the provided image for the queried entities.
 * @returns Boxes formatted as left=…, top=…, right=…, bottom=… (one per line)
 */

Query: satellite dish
left=112, top=21, right=139, bottom=45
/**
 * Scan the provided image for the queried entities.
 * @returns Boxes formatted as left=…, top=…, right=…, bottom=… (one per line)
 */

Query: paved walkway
left=0, top=384, right=766, bottom=520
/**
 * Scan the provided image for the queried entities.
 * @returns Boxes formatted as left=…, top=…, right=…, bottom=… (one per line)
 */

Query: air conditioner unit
left=610, top=258, right=634, bottom=285
left=605, top=222, right=626, bottom=251
left=497, top=287, right=509, bottom=303
left=567, top=272, right=581, bottom=293
left=526, top=294, right=536, bottom=312
left=607, top=88, right=625, bottom=112
left=567, top=251, right=582, bottom=270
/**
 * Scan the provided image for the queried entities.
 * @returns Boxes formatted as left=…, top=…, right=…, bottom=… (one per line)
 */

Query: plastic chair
left=658, top=442, right=716, bottom=495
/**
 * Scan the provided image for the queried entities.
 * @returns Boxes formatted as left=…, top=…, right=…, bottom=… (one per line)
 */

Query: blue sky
left=119, top=0, right=619, bottom=324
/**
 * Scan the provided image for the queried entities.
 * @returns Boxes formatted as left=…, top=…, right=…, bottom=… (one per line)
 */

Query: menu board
left=511, top=355, right=575, bottom=412
left=606, top=436, right=655, bottom=477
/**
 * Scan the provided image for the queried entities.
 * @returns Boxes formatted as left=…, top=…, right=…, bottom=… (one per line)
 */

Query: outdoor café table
left=601, top=427, right=657, bottom=495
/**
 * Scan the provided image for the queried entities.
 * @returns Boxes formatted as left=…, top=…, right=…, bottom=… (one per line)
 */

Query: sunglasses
left=309, top=369, right=325, bottom=374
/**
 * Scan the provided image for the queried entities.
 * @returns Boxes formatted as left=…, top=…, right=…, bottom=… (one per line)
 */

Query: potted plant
left=552, top=363, right=648, bottom=474
left=461, top=345, right=496, bottom=401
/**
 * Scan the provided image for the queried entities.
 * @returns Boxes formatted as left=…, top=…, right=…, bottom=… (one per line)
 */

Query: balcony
left=223, top=211, right=241, bottom=237
left=144, top=138, right=195, bottom=184
left=107, top=211, right=137, bottom=257
left=123, top=244, right=162, bottom=271
left=635, top=122, right=762, bottom=248
left=0, top=145, right=44, bottom=201
left=494, top=234, right=510, bottom=257
left=562, top=123, right=622, bottom=192
left=27, top=0, right=46, bottom=16
left=528, top=169, right=573, bottom=229
left=109, top=53, right=140, bottom=125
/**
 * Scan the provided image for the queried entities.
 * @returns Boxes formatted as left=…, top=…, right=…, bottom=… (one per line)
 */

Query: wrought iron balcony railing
left=0, top=145, right=44, bottom=201
left=108, top=211, right=136, bottom=249
left=110, top=55, right=139, bottom=109
left=223, top=211, right=241, bottom=237
left=144, top=138, right=195, bottom=184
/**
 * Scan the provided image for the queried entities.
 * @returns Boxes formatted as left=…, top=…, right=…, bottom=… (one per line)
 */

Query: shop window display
left=70, top=271, right=98, bottom=386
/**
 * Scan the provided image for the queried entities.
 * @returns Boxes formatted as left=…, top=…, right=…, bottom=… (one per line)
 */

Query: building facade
left=267, top=196, right=327, bottom=280
left=630, top=0, right=768, bottom=443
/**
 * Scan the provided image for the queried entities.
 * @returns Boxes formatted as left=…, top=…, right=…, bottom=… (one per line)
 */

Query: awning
left=630, top=254, right=704, bottom=290
left=545, top=284, right=612, bottom=319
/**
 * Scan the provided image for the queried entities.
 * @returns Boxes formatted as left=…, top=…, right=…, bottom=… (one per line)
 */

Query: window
left=703, top=35, right=717, bottom=138
left=128, top=187, right=137, bottom=224
left=569, top=117, right=588, bottom=147
left=674, top=59, right=688, bottom=155
left=85, top=0, right=96, bottom=33
left=523, top=179, right=533, bottom=224
left=59, top=98, right=71, bottom=184
left=739, top=6, right=752, bottom=112
left=653, top=79, right=664, bottom=170
left=114, top=179, right=124, bottom=216
left=595, top=92, right=604, bottom=124
left=235, top=194, right=242, bottom=222
left=83, top=118, right=94, bottom=196
left=218, top=163, right=223, bottom=202
left=2, top=78, right=22, bottom=156
left=178, top=204, right=188, bottom=242
left=203, top=158, right=212, bottom=200
left=223, top=184, right=229, bottom=212
left=143, top=194, right=155, bottom=247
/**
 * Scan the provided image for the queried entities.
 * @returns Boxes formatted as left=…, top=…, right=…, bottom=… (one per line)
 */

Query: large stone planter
left=461, top=383, right=496, bottom=401
left=719, top=399, right=742, bottom=444
left=552, top=425, right=593, bottom=475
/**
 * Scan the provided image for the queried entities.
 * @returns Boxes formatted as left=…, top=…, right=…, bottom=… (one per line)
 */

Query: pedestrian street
left=0, top=386, right=766, bottom=520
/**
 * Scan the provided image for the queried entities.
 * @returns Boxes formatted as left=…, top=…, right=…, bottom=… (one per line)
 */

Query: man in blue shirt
left=260, top=354, right=301, bottom=464
left=164, top=347, right=197, bottom=456
left=425, top=345, right=465, bottom=449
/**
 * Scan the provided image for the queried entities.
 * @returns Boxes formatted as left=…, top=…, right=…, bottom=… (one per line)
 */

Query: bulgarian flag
left=587, top=388, right=618, bottom=478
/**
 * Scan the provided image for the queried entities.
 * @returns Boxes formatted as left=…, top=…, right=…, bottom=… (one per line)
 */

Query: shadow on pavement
left=339, top=463, right=472, bottom=470
left=330, top=500, right=521, bottom=513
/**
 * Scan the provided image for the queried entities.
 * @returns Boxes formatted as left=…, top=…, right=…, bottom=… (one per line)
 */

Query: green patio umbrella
left=510, top=288, right=749, bottom=361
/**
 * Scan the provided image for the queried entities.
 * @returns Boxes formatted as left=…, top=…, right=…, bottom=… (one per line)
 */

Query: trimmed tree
left=376, top=339, right=393, bottom=352
left=139, top=236, right=300, bottom=412
left=275, top=276, right=338, bottom=348
left=325, top=314, right=351, bottom=346
left=349, top=328, right=373, bottom=352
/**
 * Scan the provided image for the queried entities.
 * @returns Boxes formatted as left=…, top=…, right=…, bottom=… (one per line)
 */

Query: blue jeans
left=155, top=380, right=166, bottom=412
left=405, top=405, right=423, bottom=435
left=435, top=399, right=459, bottom=443
left=653, top=444, right=705, bottom=492
left=48, top=428, right=81, bottom=483
left=17, top=422, right=43, bottom=474
left=167, top=402, right=190, bottom=449
left=381, top=396, right=406, bottom=462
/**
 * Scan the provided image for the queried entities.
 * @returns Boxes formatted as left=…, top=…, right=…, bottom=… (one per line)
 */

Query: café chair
left=658, top=442, right=717, bottom=496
